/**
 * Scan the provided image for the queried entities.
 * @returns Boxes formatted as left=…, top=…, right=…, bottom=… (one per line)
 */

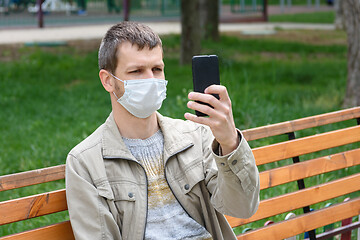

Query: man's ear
left=99, top=69, right=115, bottom=93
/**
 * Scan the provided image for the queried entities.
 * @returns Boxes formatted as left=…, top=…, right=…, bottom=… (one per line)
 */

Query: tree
left=200, top=0, right=220, bottom=41
left=180, top=0, right=220, bottom=65
left=334, top=0, right=345, bottom=30
left=180, top=0, right=202, bottom=65
left=342, top=0, right=360, bottom=107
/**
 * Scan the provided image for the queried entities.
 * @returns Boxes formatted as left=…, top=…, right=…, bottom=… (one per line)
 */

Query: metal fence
left=0, top=0, right=268, bottom=28
left=0, top=0, right=182, bottom=28
left=279, top=0, right=323, bottom=12
left=230, top=0, right=265, bottom=13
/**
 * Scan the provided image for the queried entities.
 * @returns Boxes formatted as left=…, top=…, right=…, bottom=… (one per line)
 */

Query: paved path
left=0, top=22, right=334, bottom=45
left=0, top=3, right=336, bottom=45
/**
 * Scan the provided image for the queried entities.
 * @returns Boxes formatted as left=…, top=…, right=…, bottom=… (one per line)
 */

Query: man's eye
left=153, top=68, right=163, bottom=72
left=130, top=70, right=141, bottom=73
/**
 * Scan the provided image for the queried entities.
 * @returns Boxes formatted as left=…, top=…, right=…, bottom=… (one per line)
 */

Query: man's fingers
left=187, top=100, right=218, bottom=117
left=184, top=112, right=211, bottom=125
left=204, top=85, right=230, bottom=103
left=188, top=92, right=222, bottom=110
left=186, top=85, right=238, bottom=153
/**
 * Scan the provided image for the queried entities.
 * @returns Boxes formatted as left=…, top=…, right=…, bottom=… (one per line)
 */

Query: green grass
left=223, top=0, right=330, bottom=5
left=270, top=10, right=335, bottom=23
left=267, top=0, right=331, bottom=5
left=0, top=30, right=358, bottom=237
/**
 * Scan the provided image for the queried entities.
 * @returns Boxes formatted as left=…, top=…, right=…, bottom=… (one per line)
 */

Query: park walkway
left=0, top=4, right=335, bottom=45
left=0, top=22, right=334, bottom=45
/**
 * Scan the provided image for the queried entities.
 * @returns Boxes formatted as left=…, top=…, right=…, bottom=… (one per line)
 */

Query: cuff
left=211, top=129, right=251, bottom=175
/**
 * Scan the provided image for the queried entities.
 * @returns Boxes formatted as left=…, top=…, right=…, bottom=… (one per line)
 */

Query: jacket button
left=128, top=192, right=134, bottom=198
left=184, top=184, right=190, bottom=190
left=232, top=160, right=238, bottom=165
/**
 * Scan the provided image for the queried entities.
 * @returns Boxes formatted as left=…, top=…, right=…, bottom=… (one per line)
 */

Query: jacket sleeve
left=203, top=127, right=260, bottom=219
left=66, top=153, right=121, bottom=240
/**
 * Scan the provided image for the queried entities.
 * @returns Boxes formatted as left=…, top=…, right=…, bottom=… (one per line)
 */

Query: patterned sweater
left=123, top=130, right=213, bottom=240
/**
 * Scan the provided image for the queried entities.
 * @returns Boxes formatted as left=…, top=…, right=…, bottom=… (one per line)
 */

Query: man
left=66, top=21, right=259, bottom=240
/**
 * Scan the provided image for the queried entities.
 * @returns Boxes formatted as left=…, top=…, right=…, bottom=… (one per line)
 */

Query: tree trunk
left=202, top=0, right=219, bottom=41
left=334, top=0, right=345, bottom=30
left=180, top=0, right=202, bottom=65
left=343, top=0, right=360, bottom=107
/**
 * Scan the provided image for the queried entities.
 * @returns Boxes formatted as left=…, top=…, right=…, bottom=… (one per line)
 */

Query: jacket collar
left=101, top=112, right=134, bottom=160
left=101, top=112, right=193, bottom=162
left=156, top=112, right=194, bottom=164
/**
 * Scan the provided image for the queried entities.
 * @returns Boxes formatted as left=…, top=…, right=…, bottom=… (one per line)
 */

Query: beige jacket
left=66, top=112, right=259, bottom=240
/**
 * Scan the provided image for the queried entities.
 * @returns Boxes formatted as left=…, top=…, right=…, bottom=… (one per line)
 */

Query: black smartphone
left=192, top=55, right=220, bottom=117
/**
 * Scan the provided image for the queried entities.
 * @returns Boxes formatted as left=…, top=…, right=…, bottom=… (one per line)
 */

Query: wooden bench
left=1, top=107, right=360, bottom=240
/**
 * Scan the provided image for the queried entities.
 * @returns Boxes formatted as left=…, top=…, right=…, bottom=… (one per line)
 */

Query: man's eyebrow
left=154, top=63, right=165, bottom=68
left=126, top=62, right=164, bottom=70
left=123, top=64, right=147, bottom=72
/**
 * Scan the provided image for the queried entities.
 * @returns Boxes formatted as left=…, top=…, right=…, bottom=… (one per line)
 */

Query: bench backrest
left=0, top=165, right=72, bottom=240
left=229, top=107, right=360, bottom=239
left=1, top=107, right=359, bottom=239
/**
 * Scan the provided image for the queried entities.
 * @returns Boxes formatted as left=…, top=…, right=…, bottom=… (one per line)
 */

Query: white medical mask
left=111, top=73, right=168, bottom=119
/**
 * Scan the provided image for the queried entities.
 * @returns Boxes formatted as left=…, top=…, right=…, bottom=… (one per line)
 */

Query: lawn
left=267, top=0, right=332, bottom=5
left=223, top=0, right=332, bottom=5
left=269, top=10, right=335, bottom=23
left=0, top=29, right=358, bottom=236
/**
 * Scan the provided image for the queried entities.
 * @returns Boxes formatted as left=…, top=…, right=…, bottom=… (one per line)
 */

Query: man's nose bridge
left=144, top=68, right=155, bottom=78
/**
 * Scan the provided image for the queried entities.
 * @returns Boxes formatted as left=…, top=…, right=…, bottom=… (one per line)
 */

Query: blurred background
left=0, top=0, right=334, bottom=28
left=1, top=0, right=359, bottom=238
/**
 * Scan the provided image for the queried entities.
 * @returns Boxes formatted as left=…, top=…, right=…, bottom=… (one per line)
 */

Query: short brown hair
left=98, top=21, right=162, bottom=73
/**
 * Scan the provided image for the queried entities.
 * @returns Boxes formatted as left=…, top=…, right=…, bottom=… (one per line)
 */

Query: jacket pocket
left=111, top=183, right=138, bottom=240
left=112, top=186, right=137, bottom=202
left=175, top=159, right=205, bottom=195
left=94, top=180, right=122, bottom=238
left=96, top=181, right=115, bottom=200
left=168, top=158, right=207, bottom=223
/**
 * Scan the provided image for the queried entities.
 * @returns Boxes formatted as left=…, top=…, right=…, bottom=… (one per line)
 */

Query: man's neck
left=112, top=106, right=159, bottom=140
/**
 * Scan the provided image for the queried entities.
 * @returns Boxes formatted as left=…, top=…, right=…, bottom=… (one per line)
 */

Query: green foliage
left=0, top=31, right=357, bottom=237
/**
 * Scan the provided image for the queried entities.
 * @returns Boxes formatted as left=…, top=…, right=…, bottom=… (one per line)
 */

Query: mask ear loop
left=113, top=91, right=120, bottom=100
left=109, top=72, right=125, bottom=100
left=109, top=72, right=125, bottom=84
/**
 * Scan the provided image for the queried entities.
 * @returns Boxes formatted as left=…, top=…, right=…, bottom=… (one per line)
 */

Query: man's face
left=112, top=41, right=164, bottom=97
left=114, top=41, right=165, bottom=81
